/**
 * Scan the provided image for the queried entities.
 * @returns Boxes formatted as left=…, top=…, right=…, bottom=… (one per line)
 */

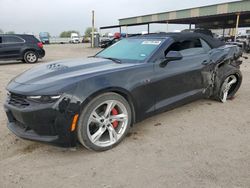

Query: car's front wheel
left=77, top=92, right=132, bottom=151
left=23, top=51, right=38, bottom=63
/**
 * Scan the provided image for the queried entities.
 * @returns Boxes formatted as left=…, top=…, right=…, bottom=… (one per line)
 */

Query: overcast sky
left=0, top=0, right=239, bottom=36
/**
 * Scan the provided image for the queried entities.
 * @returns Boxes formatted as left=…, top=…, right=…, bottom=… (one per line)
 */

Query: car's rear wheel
left=77, top=92, right=132, bottom=151
left=23, top=51, right=38, bottom=63
left=213, top=65, right=242, bottom=103
left=219, top=74, right=240, bottom=102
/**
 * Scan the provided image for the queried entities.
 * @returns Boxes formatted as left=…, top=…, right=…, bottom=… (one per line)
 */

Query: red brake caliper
left=111, top=108, right=119, bottom=128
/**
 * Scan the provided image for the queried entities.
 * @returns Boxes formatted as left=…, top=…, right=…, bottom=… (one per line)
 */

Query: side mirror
left=160, top=51, right=183, bottom=67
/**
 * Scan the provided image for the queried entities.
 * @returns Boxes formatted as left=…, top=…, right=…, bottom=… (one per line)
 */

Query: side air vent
left=47, top=63, right=68, bottom=71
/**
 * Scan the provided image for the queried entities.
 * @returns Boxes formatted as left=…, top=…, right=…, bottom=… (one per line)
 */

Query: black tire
left=213, top=65, right=242, bottom=102
left=23, top=51, right=38, bottom=63
left=77, top=92, right=132, bottom=151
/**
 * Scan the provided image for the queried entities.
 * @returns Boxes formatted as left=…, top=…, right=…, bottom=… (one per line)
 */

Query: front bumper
left=4, top=96, right=78, bottom=147
left=7, top=121, right=59, bottom=143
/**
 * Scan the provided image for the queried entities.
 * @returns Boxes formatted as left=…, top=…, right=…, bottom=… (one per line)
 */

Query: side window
left=200, top=38, right=211, bottom=52
left=2, top=36, right=24, bottom=43
left=165, top=39, right=205, bottom=57
left=0, top=37, right=2, bottom=43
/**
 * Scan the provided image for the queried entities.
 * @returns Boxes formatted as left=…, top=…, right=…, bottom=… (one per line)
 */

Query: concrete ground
left=0, top=44, right=249, bottom=188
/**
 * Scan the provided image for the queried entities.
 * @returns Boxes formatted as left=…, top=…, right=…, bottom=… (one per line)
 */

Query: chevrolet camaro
left=4, top=33, right=243, bottom=151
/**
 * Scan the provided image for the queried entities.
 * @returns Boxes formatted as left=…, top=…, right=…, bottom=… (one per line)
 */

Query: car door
left=0, top=36, right=3, bottom=59
left=153, top=37, right=211, bottom=112
left=1, top=35, right=25, bottom=59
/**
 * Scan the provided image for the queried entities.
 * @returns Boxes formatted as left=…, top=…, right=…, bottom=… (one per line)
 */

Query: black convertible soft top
left=134, top=32, right=225, bottom=49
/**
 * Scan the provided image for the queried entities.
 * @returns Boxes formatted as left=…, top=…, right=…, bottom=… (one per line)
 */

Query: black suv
left=0, top=34, right=45, bottom=63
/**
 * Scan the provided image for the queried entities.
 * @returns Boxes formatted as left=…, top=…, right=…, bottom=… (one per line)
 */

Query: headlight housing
left=27, top=95, right=61, bottom=103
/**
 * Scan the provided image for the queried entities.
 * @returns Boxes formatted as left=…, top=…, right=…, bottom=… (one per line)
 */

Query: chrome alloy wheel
left=87, top=100, right=129, bottom=147
left=220, top=75, right=238, bottom=103
left=26, top=52, right=37, bottom=63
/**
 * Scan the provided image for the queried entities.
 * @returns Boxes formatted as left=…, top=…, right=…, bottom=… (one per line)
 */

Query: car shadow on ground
left=0, top=60, right=46, bottom=66
left=0, top=60, right=24, bottom=66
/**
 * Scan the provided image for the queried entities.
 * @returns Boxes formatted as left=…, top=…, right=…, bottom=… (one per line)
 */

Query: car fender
left=75, top=86, right=137, bottom=124
left=212, top=64, right=242, bottom=100
left=20, top=46, right=38, bottom=57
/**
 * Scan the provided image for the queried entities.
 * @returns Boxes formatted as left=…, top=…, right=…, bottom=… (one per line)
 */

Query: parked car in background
left=99, top=37, right=118, bottom=48
left=99, top=32, right=124, bottom=48
left=69, top=33, right=80, bottom=44
left=0, top=34, right=45, bottom=63
left=39, top=32, right=50, bottom=44
left=4, top=33, right=243, bottom=151
left=82, top=37, right=91, bottom=43
left=236, top=34, right=250, bottom=53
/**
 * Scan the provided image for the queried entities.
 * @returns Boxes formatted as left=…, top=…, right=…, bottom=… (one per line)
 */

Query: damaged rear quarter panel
left=202, top=45, right=243, bottom=97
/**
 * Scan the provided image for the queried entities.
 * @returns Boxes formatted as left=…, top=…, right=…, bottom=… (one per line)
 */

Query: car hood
left=13, top=58, right=138, bottom=85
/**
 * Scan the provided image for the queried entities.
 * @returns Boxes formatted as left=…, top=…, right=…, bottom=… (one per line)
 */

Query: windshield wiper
left=98, top=56, right=122, bottom=64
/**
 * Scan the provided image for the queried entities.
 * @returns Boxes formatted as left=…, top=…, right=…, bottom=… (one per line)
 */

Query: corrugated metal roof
left=100, top=1, right=250, bottom=30
left=119, top=1, right=250, bottom=25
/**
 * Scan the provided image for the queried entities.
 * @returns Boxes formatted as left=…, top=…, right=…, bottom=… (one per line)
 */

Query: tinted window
left=97, top=38, right=163, bottom=62
left=22, top=35, right=39, bottom=43
left=165, top=38, right=205, bottom=56
left=0, top=37, right=2, bottom=43
left=2, top=36, right=24, bottom=43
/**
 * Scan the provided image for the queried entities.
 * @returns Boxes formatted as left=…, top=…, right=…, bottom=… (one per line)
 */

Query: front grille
left=8, top=93, right=30, bottom=108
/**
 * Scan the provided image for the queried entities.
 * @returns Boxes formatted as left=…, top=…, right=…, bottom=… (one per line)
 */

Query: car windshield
left=96, top=38, right=163, bottom=62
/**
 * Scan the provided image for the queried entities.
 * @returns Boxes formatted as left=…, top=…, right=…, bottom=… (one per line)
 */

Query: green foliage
left=60, top=30, right=80, bottom=38
left=84, top=27, right=97, bottom=37
left=5, top=31, right=15, bottom=34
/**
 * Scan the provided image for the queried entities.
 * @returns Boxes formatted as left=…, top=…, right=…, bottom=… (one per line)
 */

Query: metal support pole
left=166, top=22, right=169, bottom=32
left=222, top=27, right=225, bottom=38
left=91, top=10, right=95, bottom=48
left=147, top=24, right=150, bottom=34
left=234, top=13, right=240, bottom=42
left=119, top=27, right=121, bottom=33
left=189, top=23, right=192, bottom=30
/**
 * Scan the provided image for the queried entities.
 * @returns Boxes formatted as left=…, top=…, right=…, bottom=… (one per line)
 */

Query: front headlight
left=27, top=95, right=61, bottom=103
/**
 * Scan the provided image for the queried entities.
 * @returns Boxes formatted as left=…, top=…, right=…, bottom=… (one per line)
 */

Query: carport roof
left=100, top=0, right=250, bottom=30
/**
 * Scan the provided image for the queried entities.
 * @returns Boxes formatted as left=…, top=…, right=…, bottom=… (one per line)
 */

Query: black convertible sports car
left=4, top=33, right=243, bottom=151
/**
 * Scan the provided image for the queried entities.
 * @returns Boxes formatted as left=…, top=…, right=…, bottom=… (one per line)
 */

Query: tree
left=84, top=27, right=97, bottom=37
left=60, top=30, right=80, bottom=38
left=0, top=29, right=3, bottom=34
left=6, top=31, right=15, bottom=34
